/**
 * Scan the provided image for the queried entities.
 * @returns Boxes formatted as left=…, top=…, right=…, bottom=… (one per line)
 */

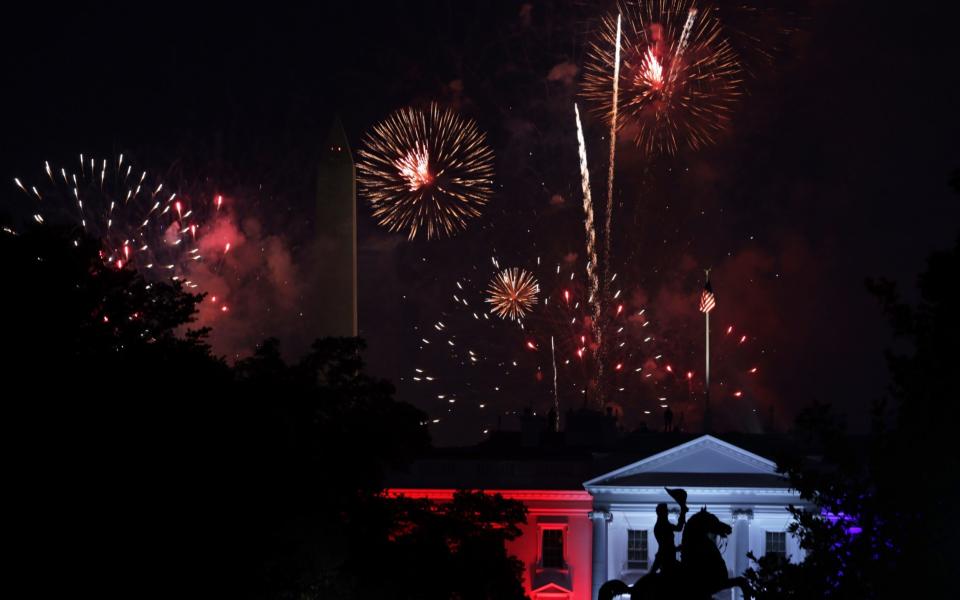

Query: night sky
left=3, top=1, right=958, bottom=446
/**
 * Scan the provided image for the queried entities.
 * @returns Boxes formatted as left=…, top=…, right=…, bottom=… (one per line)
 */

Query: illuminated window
left=627, top=529, right=648, bottom=569
left=765, top=531, right=787, bottom=558
left=541, top=529, right=565, bottom=568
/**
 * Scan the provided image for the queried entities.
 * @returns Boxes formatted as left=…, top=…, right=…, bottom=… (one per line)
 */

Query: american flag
left=699, top=279, right=716, bottom=313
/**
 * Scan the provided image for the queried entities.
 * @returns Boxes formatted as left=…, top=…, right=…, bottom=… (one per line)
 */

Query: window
left=765, top=531, right=787, bottom=558
left=541, top=529, right=565, bottom=568
left=627, top=529, right=648, bottom=570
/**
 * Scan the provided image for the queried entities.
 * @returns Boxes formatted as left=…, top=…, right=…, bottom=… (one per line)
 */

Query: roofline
left=587, top=485, right=797, bottom=497
left=385, top=488, right=593, bottom=503
left=582, top=434, right=779, bottom=488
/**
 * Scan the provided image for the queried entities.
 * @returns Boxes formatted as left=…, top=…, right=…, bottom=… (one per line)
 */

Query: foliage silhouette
left=3, top=226, right=528, bottom=600
left=746, top=225, right=960, bottom=597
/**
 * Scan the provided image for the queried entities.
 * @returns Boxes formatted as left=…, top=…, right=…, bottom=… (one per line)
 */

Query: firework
left=574, top=104, right=605, bottom=405
left=414, top=251, right=773, bottom=436
left=486, top=267, right=540, bottom=321
left=11, top=155, right=227, bottom=286
left=574, top=105, right=601, bottom=333
left=411, top=254, right=597, bottom=438
left=582, top=0, right=742, bottom=155
left=596, top=14, right=624, bottom=410
left=357, top=103, right=495, bottom=240
left=604, top=13, right=622, bottom=281
left=550, top=335, right=559, bottom=431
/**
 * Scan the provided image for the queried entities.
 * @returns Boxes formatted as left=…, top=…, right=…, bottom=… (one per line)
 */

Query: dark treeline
left=746, top=180, right=960, bottom=598
left=3, top=225, right=527, bottom=600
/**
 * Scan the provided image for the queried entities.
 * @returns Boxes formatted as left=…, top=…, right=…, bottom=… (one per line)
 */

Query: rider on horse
left=649, top=488, right=688, bottom=576
left=599, top=488, right=753, bottom=600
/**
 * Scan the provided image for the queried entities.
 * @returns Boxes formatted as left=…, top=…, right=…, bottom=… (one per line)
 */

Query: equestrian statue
left=599, top=488, right=752, bottom=600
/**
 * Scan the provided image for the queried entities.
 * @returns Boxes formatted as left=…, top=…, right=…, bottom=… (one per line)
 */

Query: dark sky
left=3, top=1, right=958, bottom=445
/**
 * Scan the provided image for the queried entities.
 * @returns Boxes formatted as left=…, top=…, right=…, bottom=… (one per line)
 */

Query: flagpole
left=705, top=308, right=711, bottom=431
left=703, top=268, right=712, bottom=433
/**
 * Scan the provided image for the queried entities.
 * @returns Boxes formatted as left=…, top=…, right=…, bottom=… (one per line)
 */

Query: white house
left=388, top=434, right=807, bottom=600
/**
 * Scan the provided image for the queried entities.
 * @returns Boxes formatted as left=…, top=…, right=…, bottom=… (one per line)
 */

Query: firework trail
left=486, top=267, right=540, bottom=321
left=604, top=13, right=622, bottom=284
left=675, top=7, right=697, bottom=61
left=574, top=103, right=604, bottom=407
left=599, top=13, right=624, bottom=410
left=550, top=334, right=559, bottom=431
left=582, top=0, right=742, bottom=155
left=357, top=102, right=495, bottom=240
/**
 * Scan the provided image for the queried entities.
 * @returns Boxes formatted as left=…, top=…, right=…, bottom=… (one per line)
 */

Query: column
left=589, top=510, right=612, bottom=600
left=732, top=508, right=753, bottom=600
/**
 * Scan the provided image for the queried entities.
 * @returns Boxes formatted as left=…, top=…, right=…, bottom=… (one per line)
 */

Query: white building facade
left=583, top=435, right=804, bottom=600
left=389, top=435, right=806, bottom=600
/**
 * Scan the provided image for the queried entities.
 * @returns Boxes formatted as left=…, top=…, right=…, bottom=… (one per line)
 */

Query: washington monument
left=315, top=117, right=358, bottom=337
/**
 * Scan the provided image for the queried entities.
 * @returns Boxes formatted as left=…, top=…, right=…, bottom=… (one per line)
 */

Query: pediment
left=584, top=435, right=779, bottom=489
left=531, top=581, right=573, bottom=595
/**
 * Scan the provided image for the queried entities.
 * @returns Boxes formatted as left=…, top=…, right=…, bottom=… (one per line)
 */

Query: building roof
left=596, top=472, right=791, bottom=489
left=385, top=432, right=801, bottom=492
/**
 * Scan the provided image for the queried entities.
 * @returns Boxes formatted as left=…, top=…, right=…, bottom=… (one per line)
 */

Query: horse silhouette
left=599, top=507, right=752, bottom=600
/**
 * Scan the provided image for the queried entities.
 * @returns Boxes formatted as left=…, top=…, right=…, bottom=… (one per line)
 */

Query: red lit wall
left=387, top=489, right=594, bottom=600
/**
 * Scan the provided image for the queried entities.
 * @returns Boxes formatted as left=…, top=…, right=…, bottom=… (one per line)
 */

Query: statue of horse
left=599, top=508, right=752, bottom=600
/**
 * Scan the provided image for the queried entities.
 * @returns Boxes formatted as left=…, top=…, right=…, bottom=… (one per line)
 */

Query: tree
left=357, top=490, right=529, bottom=600
left=746, top=232, right=960, bottom=598
left=228, top=340, right=530, bottom=600
left=4, top=226, right=530, bottom=600
left=3, top=225, right=232, bottom=599
left=228, top=336, right=432, bottom=599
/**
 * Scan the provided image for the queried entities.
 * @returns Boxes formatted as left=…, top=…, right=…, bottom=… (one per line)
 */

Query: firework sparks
left=640, top=47, right=664, bottom=87
left=486, top=267, right=540, bottom=321
left=574, top=103, right=605, bottom=406
left=574, top=104, right=601, bottom=332
left=412, top=252, right=773, bottom=434
left=604, top=12, right=622, bottom=282
left=12, top=155, right=224, bottom=280
left=550, top=335, right=559, bottom=431
left=357, top=103, right=495, bottom=240
left=596, top=13, right=625, bottom=411
left=394, top=143, right=433, bottom=191
left=582, top=0, right=743, bottom=155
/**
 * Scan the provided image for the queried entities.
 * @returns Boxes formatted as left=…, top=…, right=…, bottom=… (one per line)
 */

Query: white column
left=589, top=510, right=612, bottom=600
left=732, top=509, right=753, bottom=600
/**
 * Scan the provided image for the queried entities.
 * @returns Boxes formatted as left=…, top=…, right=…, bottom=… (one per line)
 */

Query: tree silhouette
left=364, top=490, right=528, bottom=600
left=4, top=225, right=529, bottom=600
left=746, top=225, right=960, bottom=597
left=4, top=225, right=232, bottom=598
